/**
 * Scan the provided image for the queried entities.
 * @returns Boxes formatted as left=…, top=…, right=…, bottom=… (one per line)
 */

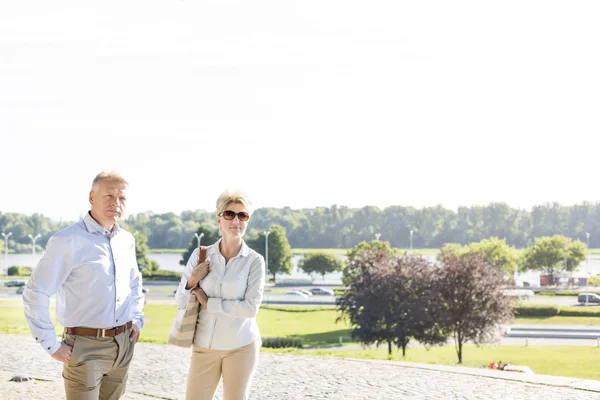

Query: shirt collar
left=83, top=212, right=120, bottom=237
left=208, top=238, right=250, bottom=258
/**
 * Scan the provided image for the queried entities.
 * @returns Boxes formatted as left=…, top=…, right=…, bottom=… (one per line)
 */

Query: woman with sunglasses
left=175, top=190, right=265, bottom=400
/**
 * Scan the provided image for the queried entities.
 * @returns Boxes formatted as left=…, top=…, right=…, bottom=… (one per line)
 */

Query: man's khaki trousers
left=186, top=341, right=260, bottom=400
left=61, top=327, right=135, bottom=400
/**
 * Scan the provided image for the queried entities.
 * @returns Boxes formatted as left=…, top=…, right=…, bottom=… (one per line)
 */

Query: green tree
left=521, top=235, right=587, bottom=283
left=180, top=224, right=221, bottom=266
left=134, top=232, right=160, bottom=275
left=247, top=224, right=293, bottom=283
left=468, top=237, right=519, bottom=277
left=439, top=243, right=466, bottom=257
left=589, top=275, right=600, bottom=287
left=442, top=239, right=518, bottom=277
left=299, top=252, right=343, bottom=280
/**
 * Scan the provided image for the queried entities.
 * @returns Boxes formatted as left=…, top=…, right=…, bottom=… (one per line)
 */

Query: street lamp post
left=586, top=232, right=591, bottom=273
left=264, top=231, right=270, bottom=277
left=410, top=230, right=413, bottom=254
left=564, top=240, right=568, bottom=271
left=194, top=232, right=204, bottom=249
left=28, top=234, right=41, bottom=256
left=1, top=232, right=12, bottom=260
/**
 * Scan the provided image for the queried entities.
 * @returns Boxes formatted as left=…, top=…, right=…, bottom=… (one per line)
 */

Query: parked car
left=4, top=280, right=25, bottom=287
left=503, top=289, right=534, bottom=301
left=309, top=287, right=334, bottom=296
left=297, top=289, right=313, bottom=297
left=578, top=293, right=600, bottom=305
left=285, top=290, right=310, bottom=299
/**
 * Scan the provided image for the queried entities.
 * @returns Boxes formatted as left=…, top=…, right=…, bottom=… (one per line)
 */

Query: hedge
left=514, top=303, right=560, bottom=317
left=141, top=270, right=182, bottom=281
left=261, top=337, right=304, bottom=349
left=7, top=266, right=33, bottom=276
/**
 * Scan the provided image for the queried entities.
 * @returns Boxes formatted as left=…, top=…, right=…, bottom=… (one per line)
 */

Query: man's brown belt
left=65, top=321, right=133, bottom=338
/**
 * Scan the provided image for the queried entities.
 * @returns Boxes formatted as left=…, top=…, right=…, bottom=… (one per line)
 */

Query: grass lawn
left=0, top=303, right=352, bottom=347
left=264, top=345, right=600, bottom=381
left=0, top=305, right=60, bottom=335
left=5, top=302, right=600, bottom=343
left=142, top=305, right=352, bottom=347
left=3, top=302, right=600, bottom=380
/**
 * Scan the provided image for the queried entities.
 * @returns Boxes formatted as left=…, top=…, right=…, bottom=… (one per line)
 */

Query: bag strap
left=198, top=246, right=208, bottom=264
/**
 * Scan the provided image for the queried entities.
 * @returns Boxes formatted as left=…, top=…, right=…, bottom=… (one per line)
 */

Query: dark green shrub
left=261, top=337, right=303, bottom=349
left=514, top=303, right=560, bottom=317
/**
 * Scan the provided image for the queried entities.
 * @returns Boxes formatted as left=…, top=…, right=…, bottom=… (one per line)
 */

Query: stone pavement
left=1, top=334, right=599, bottom=400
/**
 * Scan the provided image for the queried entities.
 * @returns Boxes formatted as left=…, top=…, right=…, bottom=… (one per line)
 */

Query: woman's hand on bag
left=191, top=287, right=209, bottom=307
left=186, top=260, right=210, bottom=289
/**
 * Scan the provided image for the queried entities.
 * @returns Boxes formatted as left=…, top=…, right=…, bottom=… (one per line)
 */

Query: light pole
left=564, top=240, right=568, bottom=272
left=28, top=234, right=41, bottom=256
left=410, top=230, right=413, bottom=254
left=375, top=233, right=381, bottom=241
left=586, top=232, right=591, bottom=273
left=1, top=232, right=12, bottom=260
left=264, top=231, right=270, bottom=276
left=194, top=232, right=204, bottom=249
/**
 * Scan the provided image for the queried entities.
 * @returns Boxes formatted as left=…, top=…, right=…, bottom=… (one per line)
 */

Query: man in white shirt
left=23, top=171, right=144, bottom=400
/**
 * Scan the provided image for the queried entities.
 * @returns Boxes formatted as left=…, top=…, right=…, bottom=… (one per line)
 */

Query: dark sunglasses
left=220, top=210, right=250, bottom=221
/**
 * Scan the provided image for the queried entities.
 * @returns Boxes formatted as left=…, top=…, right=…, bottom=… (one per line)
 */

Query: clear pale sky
left=1, top=1, right=598, bottom=222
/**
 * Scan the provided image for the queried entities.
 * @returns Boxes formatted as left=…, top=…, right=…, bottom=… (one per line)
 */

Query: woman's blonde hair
left=216, top=189, right=254, bottom=216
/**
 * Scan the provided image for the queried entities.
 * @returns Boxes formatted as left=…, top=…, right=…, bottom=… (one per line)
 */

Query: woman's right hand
left=186, top=259, right=211, bottom=289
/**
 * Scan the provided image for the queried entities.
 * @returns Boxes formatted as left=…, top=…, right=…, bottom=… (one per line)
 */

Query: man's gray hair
left=91, top=171, right=129, bottom=191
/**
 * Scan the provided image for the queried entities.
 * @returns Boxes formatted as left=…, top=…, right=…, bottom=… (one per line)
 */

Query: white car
left=503, top=289, right=534, bottom=301
left=297, top=289, right=313, bottom=297
left=309, top=287, right=334, bottom=296
left=285, top=291, right=310, bottom=299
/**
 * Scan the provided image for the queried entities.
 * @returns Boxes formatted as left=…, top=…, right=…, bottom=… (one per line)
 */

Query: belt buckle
left=97, top=328, right=106, bottom=339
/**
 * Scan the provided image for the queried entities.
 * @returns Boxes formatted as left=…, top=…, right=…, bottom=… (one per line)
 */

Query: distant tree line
left=1, top=201, right=600, bottom=251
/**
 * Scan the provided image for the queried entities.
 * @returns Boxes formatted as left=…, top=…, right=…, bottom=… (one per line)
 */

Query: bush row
left=515, top=303, right=600, bottom=317
left=533, top=290, right=600, bottom=296
left=7, top=266, right=33, bottom=276
left=141, top=270, right=182, bottom=281
left=261, top=337, right=304, bottom=349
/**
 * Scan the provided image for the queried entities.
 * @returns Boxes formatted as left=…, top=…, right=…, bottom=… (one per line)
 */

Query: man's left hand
left=129, top=324, right=140, bottom=343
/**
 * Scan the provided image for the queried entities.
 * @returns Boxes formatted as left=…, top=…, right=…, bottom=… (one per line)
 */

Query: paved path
left=1, top=334, right=599, bottom=399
